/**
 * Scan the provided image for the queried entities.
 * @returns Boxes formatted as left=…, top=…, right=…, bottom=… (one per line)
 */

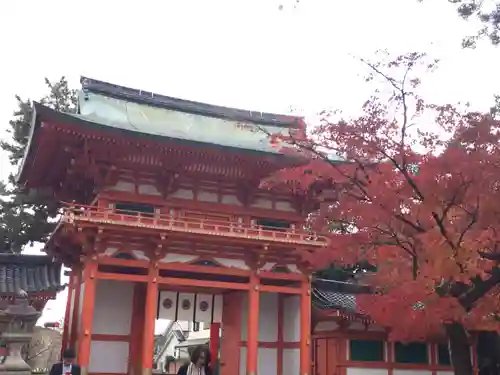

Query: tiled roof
left=312, top=288, right=357, bottom=312
left=311, top=277, right=371, bottom=314
left=174, top=338, right=209, bottom=349
left=0, top=254, right=64, bottom=295
left=80, top=77, right=301, bottom=128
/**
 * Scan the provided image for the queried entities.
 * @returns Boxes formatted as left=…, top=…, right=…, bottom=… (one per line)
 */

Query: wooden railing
left=60, top=203, right=328, bottom=246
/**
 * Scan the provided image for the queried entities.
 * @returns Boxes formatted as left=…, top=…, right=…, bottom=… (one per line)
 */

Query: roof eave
left=0, top=253, right=58, bottom=266
left=23, top=104, right=307, bottom=166
left=80, top=76, right=303, bottom=128
left=15, top=101, right=42, bottom=185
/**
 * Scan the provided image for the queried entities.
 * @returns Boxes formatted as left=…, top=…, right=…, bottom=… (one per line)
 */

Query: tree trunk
left=477, top=331, right=500, bottom=375
left=445, top=323, right=474, bottom=375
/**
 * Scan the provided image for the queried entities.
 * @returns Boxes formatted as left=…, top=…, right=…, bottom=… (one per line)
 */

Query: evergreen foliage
left=0, top=77, right=77, bottom=252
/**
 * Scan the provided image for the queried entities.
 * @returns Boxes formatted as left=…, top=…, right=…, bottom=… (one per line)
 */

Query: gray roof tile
left=0, top=254, right=63, bottom=295
left=312, top=288, right=357, bottom=312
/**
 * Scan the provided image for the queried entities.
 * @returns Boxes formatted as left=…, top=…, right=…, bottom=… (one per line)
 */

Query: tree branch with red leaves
left=264, top=50, right=500, bottom=374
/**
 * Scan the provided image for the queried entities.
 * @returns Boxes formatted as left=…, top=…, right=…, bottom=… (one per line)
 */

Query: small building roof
left=312, top=289, right=356, bottom=312
left=311, top=277, right=371, bottom=315
left=174, top=338, right=209, bottom=349
left=0, top=254, right=64, bottom=296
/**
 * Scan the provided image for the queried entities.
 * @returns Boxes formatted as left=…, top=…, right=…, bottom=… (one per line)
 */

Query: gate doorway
left=314, top=337, right=341, bottom=375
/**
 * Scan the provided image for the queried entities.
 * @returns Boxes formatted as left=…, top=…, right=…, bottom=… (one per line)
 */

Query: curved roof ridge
left=80, top=76, right=303, bottom=128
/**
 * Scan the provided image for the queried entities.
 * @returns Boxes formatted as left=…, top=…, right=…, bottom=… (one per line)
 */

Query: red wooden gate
left=313, top=337, right=341, bottom=375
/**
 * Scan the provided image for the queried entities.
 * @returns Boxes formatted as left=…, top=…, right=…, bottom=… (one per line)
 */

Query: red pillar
left=300, top=278, right=312, bottom=375
left=78, top=258, right=98, bottom=372
left=246, top=273, right=259, bottom=375
left=209, top=323, right=220, bottom=367
left=60, top=271, right=74, bottom=357
left=142, top=260, right=159, bottom=375
left=130, top=283, right=146, bottom=375
left=69, top=266, right=81, bottom=350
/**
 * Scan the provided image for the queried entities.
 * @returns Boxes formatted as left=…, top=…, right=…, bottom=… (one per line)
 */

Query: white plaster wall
left=347, top=368, right=389, bottom=375
left=92, top=280, right=134, bottom=335
left=283, top=348, right=300, bottom=375
left=239, top=347, right=278, bottom=375
left=160, top=253, right=198, bottom=263
left=258, top=348, right=277, bottom=375
left=89, top=341, right=129, bottom=373
left=251, top=198, right=272, bottom=209
left=213, top=258, right=249, bottom=270
left=275, top=201, right=295, bottom=212
left=259, top=293, right=278, bottom=342
left=66, top=285, right=76, bottom=344
left=349, top=321, right=386, bottom=332
left=283, top=296, right=300, bottom=342
left=241, top=292, right=278, bottom=342
left=170, top=188, right=194, bottom=199
left=314, top=321, right=385, bottom=333
left=131, top=250, right=149, bottom=260
left=138, top=184, right=161, bottom=195
left=106, top=180, right=135, bottom=192
left=393, top=370, right=432, bottom=375
left=77, top=282, right=85, bottom=336
left=314, top=321, right=339, bottom=332
left=197, top=190, right=218, bottom=203
left=239, top=347, right=247, bottom=375
left=221, top=194, right=241, bottom=205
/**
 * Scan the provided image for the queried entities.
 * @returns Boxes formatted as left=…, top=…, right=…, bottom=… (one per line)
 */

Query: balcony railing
left=60, top=203, right=328, bottom=247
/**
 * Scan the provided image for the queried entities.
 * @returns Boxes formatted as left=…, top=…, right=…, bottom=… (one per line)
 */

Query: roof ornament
left=16, top=289, right=28, bottom=299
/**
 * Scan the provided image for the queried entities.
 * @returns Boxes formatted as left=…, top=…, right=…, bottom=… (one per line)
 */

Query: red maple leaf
left=266, top=51, right=500, bottom=372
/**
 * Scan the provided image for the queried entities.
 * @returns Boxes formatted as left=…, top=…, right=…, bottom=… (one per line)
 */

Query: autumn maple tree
left=267, top=51, right=500, bottom=375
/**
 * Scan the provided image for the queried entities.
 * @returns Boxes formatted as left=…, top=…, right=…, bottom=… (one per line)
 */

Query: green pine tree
left=0, top=77, right=77, bottom=252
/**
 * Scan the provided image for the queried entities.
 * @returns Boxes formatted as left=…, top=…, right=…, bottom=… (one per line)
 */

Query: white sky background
left=0, top=0, right=498, bottom=334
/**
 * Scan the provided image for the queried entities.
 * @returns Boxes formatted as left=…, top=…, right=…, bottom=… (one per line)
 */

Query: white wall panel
left=89, top=341, right=129, bottom=373
left=66, top=284, right=76, bottom=343
left=283, top=348, right=300, bottom=375
left=258, top=293, right=278, bottom=342
left=77, top=282, right=85, bottom=335
left=238, top=346, right=279, bottom=375
left=283, top=295, right=300, bottom=342
left=394, top=370, right=432, bottom=375
left=258, top=348, right=277, bottom=375
left=239, top=347, right=246, bottom=375
left=241, top=294, right=248, bottom=340
left=347, top=368, right=389, bottom=375
left=92, top=280, right=134, bottom=335
left=241, top=292, right=279, bottom=342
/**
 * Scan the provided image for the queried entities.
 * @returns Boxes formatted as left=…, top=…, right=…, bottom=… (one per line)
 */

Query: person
left=177, top=345, right=212, bottom=375
left=49, top=348, right=81, bottom=375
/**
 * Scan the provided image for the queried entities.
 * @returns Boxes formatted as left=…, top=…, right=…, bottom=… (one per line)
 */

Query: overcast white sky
left=0, top=0, right=499, bottom=333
